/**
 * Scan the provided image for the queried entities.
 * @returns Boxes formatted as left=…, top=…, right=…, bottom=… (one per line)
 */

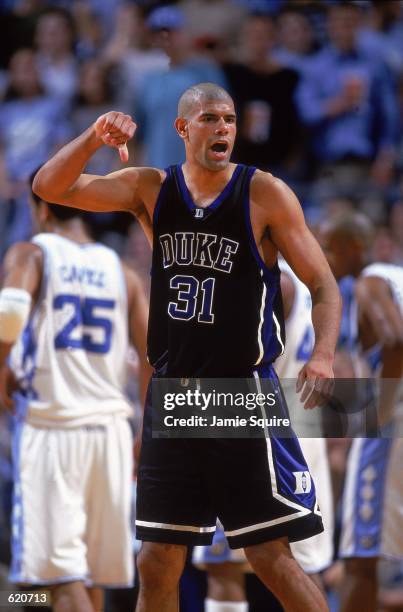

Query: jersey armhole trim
left=242, top=167, right=279, bottom=280
left=152, top=167, right=171, bottom=226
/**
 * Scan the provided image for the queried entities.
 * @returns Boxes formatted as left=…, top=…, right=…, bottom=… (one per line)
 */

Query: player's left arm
left=252, top=173, right=342, bottom=408
left=0, top=243, right=43, bottom=410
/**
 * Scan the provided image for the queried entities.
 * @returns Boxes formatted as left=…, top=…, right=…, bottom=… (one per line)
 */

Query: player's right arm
left=0, top=243, right=43, bottom=410
left=251, top=172, right=341, bottom=409
left=33, top=111, right=164, bottom=218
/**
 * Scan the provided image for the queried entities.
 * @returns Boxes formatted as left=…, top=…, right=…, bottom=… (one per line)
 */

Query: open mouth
left=210, top=142, right=228, bottom=155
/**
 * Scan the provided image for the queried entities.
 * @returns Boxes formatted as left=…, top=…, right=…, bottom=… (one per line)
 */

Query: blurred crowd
left=0, top=0, right=402, bottom=265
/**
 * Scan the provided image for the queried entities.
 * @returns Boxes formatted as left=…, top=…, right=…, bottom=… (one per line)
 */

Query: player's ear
left=175, top=117, right=188, bottom=140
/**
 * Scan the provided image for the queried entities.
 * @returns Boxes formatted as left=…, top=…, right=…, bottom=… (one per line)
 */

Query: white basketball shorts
left=9, top=416, right=133, bottom=587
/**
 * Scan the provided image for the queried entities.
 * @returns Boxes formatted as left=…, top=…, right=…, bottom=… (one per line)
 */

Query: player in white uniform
left=192, top=261, right=334, bottom=611
left=0, top=185, right=151, bottom=612
left=277, top=261, right=334, bottom=577
left=320, top=213, right=403, bottom=612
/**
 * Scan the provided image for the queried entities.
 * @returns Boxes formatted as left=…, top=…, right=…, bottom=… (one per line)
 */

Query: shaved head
left=319, top=212, right=375, bottom=279
left=178, top=83, right=233, bottom=118
left=321, top=212, right=374, bottom=250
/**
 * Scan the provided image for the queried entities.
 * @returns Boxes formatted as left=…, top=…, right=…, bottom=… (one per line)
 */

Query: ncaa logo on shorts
left=293, top=471, right=312, bottom=494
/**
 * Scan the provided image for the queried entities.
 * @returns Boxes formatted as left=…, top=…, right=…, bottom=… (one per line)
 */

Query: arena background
left=0, top=0, right=402, bottom=610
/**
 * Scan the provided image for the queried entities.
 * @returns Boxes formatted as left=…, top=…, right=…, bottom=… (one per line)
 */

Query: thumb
left=118, top=143, right=129, bottom=163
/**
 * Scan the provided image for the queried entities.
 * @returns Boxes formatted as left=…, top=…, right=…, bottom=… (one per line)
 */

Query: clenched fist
left=94, top=111, right=137, bottom=163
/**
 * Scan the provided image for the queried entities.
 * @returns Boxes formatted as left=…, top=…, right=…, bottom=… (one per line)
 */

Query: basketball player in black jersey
left=34, top=83, right=340, bottom=612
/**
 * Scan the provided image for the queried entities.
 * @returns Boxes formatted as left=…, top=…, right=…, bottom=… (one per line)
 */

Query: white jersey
left=276, top=260, right=314, bottom=378
left=275, top=260, right=318, bottom=435
left=276, top=260, right=333, bottom=570
left=10, top=233, right=132, bottom=427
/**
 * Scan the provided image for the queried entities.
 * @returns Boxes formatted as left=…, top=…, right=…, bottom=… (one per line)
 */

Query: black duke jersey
left=147, top=164, right=285, bottom=377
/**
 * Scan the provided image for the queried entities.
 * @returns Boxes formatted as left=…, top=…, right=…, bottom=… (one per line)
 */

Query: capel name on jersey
left=59, top=265, right=106, bottom=288
left=160, top=232, right=239, bottom=273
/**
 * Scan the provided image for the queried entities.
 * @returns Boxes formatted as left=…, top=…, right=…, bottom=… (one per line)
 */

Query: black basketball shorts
left=136, top=364, right=323, bottom=549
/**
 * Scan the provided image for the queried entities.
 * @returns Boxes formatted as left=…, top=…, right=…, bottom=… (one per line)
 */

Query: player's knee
left=137, top=543, right=186, bottom=590
left=244, top=540, right=299, bottom=589
left=51, top=581, right=89, bottom=612
left=244, top=538, right=289, bottom=569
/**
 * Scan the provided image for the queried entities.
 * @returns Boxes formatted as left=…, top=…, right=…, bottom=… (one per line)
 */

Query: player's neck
left=181, top=161, right=236, bottom=200
left=50, top=220, right=94, bottom=244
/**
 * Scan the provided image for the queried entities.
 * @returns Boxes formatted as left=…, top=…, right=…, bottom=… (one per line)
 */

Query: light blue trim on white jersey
left=9, top=399, right=27, bottom=583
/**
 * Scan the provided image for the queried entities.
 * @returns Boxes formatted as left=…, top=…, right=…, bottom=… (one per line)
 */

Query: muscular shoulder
left=356, top=275, right=392, bottom=300
left=2, top=242, right=43, bottom=301
left=250, top=170, right=303, bottom=223
left=108, top=166, right=166, bottom=211
left=3, top=242, right=43, bottom=273
left=137, top=167, right=166, bottom=205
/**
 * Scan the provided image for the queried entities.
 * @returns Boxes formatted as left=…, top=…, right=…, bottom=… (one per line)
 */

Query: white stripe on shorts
left=253, top=371, right=314, bottom=517
left=224, top=510, right=310, bottom=538
left=136, top=520, right=216, bottom=534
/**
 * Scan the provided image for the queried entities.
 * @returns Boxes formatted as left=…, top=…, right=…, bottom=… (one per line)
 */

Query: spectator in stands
left=358, top=1, right=403, bottom=79
left=135, top=4, right=227, bottom=168
left=273, top=7, right=317, bottom=72
left=72, top=59, right=119, bottom=175
left=179, top=0, right=246, bottom=54
left=72, top=58, right=135, bottom=252
left=34, top=6, right=78, bottom=106
left=297, top=2, right=399, bottom=198
left=83, top=0, right=125, bottom=41
left=0, top=48, right=71, bottom=253
left=71, top=1, right=104, bottom=61
left=101, top=3, right=169, bottom=113
left=235, top=0, right=284, bottom=16
left=223, top=12, right=304, bottom=181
